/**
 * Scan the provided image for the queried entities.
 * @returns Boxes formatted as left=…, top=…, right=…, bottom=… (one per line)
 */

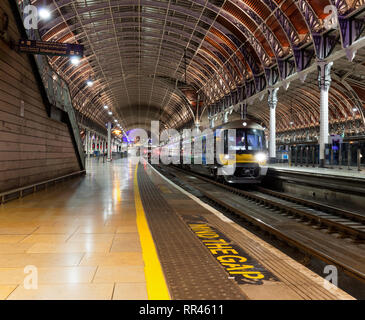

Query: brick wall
left=0, top=1, right=81, bottom=193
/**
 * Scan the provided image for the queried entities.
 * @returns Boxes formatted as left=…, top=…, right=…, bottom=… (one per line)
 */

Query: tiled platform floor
left=0, top=158, right=147, bottom=300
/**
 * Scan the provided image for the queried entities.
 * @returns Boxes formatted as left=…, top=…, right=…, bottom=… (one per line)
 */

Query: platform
left=0, top=159, right=355, bottom=300
left=269, top=163, right=365, bottom=180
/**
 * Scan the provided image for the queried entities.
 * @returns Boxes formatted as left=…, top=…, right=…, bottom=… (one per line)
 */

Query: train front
left=219, top=120, right=268, bottom=184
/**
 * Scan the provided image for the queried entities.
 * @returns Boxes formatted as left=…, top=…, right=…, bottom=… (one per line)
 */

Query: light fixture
left=70, top=56, right=80, bottom=66
left=38, top=8, right=51, bottom=20
left=86, top=80, right=94, bottom=87
left=353, top=108, right=358, bottom=112
left=108, top=111, right=112, bottom=115
left=255, top=153, right=267, bottom=163
left=114, top=119, right=118, bottom=123
left=103, top=105, right=109, bottom=109
left=243, top=122, right=247, bottom=127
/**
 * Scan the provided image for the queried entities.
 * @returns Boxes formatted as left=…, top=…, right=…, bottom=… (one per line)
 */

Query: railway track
left=153, top=164, right=365, bottom=283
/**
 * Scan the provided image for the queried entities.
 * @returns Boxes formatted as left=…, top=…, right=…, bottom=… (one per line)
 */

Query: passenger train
left=153, top=119, right=269, bottom=184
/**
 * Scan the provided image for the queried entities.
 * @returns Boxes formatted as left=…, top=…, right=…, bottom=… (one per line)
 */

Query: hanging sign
left=18, top=39, right=83, bottom=57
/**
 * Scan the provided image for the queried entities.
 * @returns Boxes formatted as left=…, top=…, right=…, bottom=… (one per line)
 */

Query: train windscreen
left=230, top=129, right=265, bottom=152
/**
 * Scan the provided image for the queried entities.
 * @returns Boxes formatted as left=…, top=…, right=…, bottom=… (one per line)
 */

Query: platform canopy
left=29, top=0, right=365, bottom=134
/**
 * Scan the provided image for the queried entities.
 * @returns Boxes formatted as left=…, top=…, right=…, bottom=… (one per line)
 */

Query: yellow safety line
left=134, top=164, right=170, bottom=300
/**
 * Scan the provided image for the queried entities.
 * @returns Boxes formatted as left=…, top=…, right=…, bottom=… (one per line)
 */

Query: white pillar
left=107, top=122, right=112, bottom=161
left=268, top=88, right=279, bottom=162
left=318, top=61, right=333, bottom=167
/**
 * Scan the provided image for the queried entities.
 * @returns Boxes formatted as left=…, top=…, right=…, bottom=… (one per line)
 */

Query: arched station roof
left=26, top=0, right=365, bottom=133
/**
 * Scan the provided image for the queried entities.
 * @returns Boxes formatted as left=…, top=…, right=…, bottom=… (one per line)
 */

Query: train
left=152, top=119, right=269, bottom=184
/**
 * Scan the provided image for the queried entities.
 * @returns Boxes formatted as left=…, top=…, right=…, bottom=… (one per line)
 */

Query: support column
left=318, top=61, right=333, bottom=167
left=107, top=122, right=112, bottom=162
left=90, top=132, right=94, bottom=157
left=85, top=130, right=89, bottom=158
left=87, top=130, right=91, bottom=158
left=268, top=88, right=279, bottom=163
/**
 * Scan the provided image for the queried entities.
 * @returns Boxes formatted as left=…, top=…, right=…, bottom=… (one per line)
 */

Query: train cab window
left=247, top=129, right=265, bottom=151
left=229, top=129, right=246, bottom=152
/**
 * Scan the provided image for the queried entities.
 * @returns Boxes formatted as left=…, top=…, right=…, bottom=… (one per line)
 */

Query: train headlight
left=255, top=153, right=267, bottom=162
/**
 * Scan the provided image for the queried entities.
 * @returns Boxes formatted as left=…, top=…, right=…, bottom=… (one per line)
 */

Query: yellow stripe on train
left=218, top=154, right=267, bottom=165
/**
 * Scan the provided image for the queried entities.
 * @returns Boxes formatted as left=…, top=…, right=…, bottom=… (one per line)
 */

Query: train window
left=247, top=129, right=265, bottom=151
left=230, top=129, right=246, bottom=151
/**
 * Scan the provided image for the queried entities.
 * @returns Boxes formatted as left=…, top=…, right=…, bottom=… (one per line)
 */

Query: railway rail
left=153, top=164, right=365, bottom=283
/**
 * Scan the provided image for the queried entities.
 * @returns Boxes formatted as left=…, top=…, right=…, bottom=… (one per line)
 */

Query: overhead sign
left=18, top=39, right=83, bottom=57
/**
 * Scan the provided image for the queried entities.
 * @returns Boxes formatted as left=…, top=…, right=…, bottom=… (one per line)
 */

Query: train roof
left=212, top=119, right=265, bottom=131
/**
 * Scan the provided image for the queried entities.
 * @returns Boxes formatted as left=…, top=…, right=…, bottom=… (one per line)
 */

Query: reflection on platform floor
left=0, top=158, right=147, bottom=300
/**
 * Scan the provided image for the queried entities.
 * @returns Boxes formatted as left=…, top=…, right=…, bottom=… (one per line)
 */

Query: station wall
left=0, top=1, right=81, bottom=193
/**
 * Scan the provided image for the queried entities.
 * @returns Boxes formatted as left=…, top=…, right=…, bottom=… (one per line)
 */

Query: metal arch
left=65, top=0, right=131, bottom=121
left=332, top=73, right=365, bottom=125
left=210, top=27, right=246, bottom=81
left=293, top=0, right=323, bottom=34
left=52, top=56, right=199, bottom=122
left=218, top=10, right=271, bottom=68
left=29, top=0, right=365, bottom=135
left=228, top=0, right=284, bottom=60
left=83, top=39, right=233, bottom=91
left=146, top=76, right=197, bottom=121
left=261, top=0, right=302, bottom=47
left=204, top=36, right=243, bottom=88
left=278, top=90, right=320, bottom=128
left=41, top=1, right=278, bottom=118
left=276, top=97, right=313, bottom=128
left=201, top=42, right=237, bottom=91
left=286, top=83, right=346, bottom=125
left=303, top=81, right=353, bottom=120
left=43, top=12, right=239, bottom=99
left=196, top=50, right=230, bottom=95
left=45, top=0, right=296, bottom=63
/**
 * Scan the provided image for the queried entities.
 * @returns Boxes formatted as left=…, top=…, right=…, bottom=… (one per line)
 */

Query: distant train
left=153, top=119, right=269, bottom=184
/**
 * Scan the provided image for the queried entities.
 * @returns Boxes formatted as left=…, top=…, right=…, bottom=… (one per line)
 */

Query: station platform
left=0, top=159, right=355, bottom=300
left=269, top=163, right=365, bottom=180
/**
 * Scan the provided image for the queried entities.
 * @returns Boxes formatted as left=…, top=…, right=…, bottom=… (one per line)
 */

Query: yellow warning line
left=134, top=164, right=170, bottom=300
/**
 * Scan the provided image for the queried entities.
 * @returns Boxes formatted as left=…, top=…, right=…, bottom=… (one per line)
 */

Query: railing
left=0, top=170, right=86, bottom=204
left=16, top=0, right=85, bottom=169
left=277, top=142, right=365, bottom=171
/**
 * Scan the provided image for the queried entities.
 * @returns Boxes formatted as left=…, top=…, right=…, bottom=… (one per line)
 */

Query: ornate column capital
left=317, top=60, right=333, bottom=92
left=268, top=87, right=279, bottom=109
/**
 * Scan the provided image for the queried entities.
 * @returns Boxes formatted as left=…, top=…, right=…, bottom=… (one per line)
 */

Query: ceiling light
left=70, top=56, right=80, bottom=66
left=86, top=80, right=94, bottom=87
left=38, top=8, right=51, bottom=20
left=353, top=108, right=358, bottom=112
left=114, top=119, right=118, bottom=123
left=108, top=111, right=112, bottom=115
left=103, top=105, right=109, bottom=109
